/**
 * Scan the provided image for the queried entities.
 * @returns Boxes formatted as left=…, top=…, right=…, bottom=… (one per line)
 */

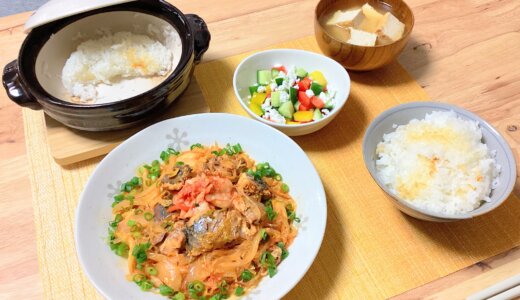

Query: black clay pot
left=2, top=0, right=210, bottom=131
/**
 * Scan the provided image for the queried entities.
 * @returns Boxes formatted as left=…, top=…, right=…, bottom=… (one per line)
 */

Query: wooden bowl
left=314, top=0, right=414, bottom=71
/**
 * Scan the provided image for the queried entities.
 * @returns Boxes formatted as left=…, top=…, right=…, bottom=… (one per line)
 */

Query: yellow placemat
left=25, top=36, right=520, bottom=300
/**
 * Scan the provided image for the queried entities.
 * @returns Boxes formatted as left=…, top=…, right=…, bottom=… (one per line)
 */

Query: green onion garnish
left=277, top=242, right=289, bottom=260
left=240, top=269, right=253, bottom=282
left=190, top=143, right=203, bottom=150
left=143, top=212, right=153, bottom=221
left=265, top=201, right=277, bottom=221
left=235, top=286, right=244, bottom=296
left=159, top=284, right=173, bottom=296
left=146, top=266, right=158, bottom=275
left=260, top=228, right=268, bottom=241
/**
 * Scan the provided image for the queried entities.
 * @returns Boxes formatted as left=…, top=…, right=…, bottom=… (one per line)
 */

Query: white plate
left=75, top=113, right=327, bottom=299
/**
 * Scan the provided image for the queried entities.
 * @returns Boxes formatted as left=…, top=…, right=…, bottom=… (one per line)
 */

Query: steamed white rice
left=62, top=31, right=173, bottom=103
left=375, top=111, right=500, bottom=215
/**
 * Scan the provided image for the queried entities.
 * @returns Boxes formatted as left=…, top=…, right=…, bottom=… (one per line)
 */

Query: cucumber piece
left=249, top=85, right=259, bottom=96
left=324, top=100, right=334, bottom=109
left=313, top=109, right=323, bottom=121
left=271, top=68, right=280, bottom=78
left=271, top=91, right=281, bottom=108
left=275, top=77, right=284, bottom=86
left=257, top=70, right=272, bottom=85
left=294, top=101, right=300, bottom=111
left=278, top=101, right=295, bottom=119
left=289, top=87, right=298, bottom=104
left=310, top=82, right=323, bottom=95
left=295, top=67, right=308, bottom=78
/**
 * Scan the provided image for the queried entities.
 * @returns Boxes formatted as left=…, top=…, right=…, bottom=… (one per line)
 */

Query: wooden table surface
left=1, top=0, right=519, bottom=299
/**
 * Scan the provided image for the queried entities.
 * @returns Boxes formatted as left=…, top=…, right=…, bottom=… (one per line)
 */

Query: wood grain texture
left=0, top=0, right=520, bottom=299
left=46, top=80, right=209, bottom=165
left=315, top=0, right=414, bottom=70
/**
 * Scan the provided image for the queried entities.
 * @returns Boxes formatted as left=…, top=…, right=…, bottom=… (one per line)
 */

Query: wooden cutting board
left=45, top=79, right=209, bottom=165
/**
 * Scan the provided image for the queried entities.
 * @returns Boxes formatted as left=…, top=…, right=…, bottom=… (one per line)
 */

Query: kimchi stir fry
left=108, top=143, right=300, bottom=299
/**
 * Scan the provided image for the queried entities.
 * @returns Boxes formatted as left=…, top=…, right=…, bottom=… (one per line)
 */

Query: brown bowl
left=314, top=0, right=414, bottom=71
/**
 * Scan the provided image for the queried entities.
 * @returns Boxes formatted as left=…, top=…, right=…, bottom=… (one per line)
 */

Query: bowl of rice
left=2, top=0, right=210, bottom=131
left=363, top=102, right=516, bottom=222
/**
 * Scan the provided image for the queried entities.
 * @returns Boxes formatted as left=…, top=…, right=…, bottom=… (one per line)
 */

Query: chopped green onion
left=267, top=265, right=277, bottom=278
left=115, top=243, right=129, bottom=257
left=146, top=266, right=158, bottom=275
left=160, top=151, right=169, bottom=162
left=138, top=280, right=153, bottom=291
left=130, top=176, right=140, bottom=185
left=240, top=269, right=253, bottom=282
left=260, top=228, right=268, bottom=241
left=190, top=143, right=203, bottom=150
left=235, top=286, right=244, bottom=296
left=265, top=201, right=277, bottom=221
left=247, top=162, right=281, bottom=181
left=232, top=143, right=243, bottom=154
left=114, top=194, right=124, bottom=202
left=286, top=208, right=300, bottom=223
left=176, top=161, right=185, bottom=166
left=188, top=280, right=205, bottom=293
left=260, top=251, right=277, bottom=278
left=159, top=284, right=173, bottom=296
left=131, top=231, right=141, bottom=238
left=132, top=242, right=151, bottom=269
left=114, top=214, right=123, bottom=223
left=143, top=212, right=154, bottom=221
left=218, top=280, right=228, bottom=294
left=135, top=209, right=143, bottom=215
left=127, top=220, right=136, bottom=227
left=281, top=183, right=289, bottom=193
left=209, top=294, right=227, bottom=300
left=132, top=274, right=146, bottom=283
left=277, top=242, right=289, bottom=260
left=172, top=292, right=186, bottom=300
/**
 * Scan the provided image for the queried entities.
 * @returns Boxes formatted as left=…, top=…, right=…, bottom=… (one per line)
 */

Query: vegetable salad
left=246, top=65, right=336, bottom=124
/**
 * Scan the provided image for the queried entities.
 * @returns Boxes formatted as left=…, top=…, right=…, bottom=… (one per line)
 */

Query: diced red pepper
left=298, top=102, right=312, bottom=111
left=274, top=65, right=287, bottom=73
left=298, top=77, right=311, bottom=91
left=298, top=91, right=311, bottom=107
left=266, top=92, right=271, bottom=99
left=311, top=96, right=325, bottom=109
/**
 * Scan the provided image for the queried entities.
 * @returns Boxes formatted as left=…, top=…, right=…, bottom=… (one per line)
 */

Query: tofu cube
left=347, top=27, right=377, bottom=46
left=357, top=3, right=384, bottom=33
left=376, top=12, right=405, bottom=43
left=326, top=8, right=362, bottom=27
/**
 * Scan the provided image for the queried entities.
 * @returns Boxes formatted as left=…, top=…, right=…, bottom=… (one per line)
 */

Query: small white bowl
left=233, top=49, right=350, bottom=136
left=363, top=102, right=517, bottom=222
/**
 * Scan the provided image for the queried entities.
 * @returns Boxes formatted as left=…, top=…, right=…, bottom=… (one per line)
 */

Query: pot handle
left=2, top=60, right=37, bottom=107
left=186, top=14, right=211, bottom=64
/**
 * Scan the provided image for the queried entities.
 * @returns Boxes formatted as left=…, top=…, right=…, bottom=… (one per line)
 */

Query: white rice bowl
left=375, top=111, right=500, bottom=215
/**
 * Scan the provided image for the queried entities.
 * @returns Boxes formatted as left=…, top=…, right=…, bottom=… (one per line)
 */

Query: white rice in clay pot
left=62, top=31, right=174, bottom=104
left=375, top=111, right=500, bottom=215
